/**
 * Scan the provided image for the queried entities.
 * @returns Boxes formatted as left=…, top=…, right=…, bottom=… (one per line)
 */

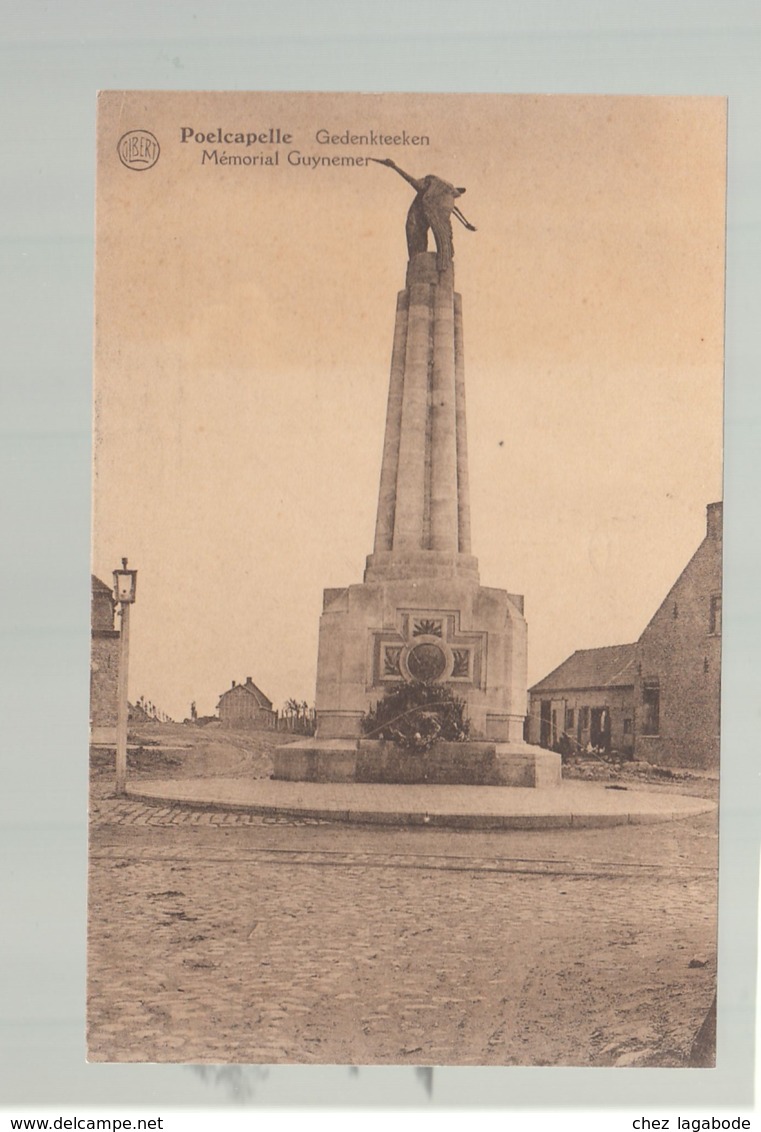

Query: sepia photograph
left=89, top=90, right=725, bottom=1068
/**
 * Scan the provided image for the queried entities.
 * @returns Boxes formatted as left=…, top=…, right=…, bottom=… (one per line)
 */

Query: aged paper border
left=2, top=0, right=759, bottom=1116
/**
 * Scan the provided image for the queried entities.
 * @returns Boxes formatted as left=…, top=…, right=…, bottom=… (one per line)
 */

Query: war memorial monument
left=273, top=160, right=560, bottom=788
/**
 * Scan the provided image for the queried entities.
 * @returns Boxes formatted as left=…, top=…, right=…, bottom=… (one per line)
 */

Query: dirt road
left=88, top=734, right=717, bottom=1066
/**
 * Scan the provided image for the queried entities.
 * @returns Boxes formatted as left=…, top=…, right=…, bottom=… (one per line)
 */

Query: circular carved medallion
left=406, top=641, right=447, bottom=683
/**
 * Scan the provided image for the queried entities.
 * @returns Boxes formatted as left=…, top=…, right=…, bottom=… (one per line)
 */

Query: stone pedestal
left=272, top=739, right=561, bottom=788
left=315, top=577, right=528, bottom=742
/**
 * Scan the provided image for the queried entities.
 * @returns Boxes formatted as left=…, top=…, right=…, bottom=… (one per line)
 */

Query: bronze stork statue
left=370, top=158, right=476, bottom=271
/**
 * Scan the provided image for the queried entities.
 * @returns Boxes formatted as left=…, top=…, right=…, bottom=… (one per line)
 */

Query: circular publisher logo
left=117, top=130, right=160, bottom=171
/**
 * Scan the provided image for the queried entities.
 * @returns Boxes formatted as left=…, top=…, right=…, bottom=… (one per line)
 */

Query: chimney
left=706, top=501, right=722, bottom=541
left=246, top=676, right=253, bottom=685
left=232, top=680, right=236, bottom=687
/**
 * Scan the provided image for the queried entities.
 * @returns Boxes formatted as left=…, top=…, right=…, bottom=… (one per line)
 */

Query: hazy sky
left=93, top=92, right=725, bottom=719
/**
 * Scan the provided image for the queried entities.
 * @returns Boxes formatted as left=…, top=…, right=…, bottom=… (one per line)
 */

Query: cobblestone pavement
left=88, top=791, right=718, bottom=1067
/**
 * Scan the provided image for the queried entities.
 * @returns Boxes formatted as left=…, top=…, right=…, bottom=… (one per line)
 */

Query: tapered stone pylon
left=366, top=253, right=476, bottom=579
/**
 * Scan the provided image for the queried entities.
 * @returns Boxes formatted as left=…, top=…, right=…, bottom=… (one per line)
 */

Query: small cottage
left=217, top=677, right=276, bottom=730
left=528, top=643, right=636, bottom=757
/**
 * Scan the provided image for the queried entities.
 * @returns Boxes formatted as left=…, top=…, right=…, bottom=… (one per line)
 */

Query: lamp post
left=113, top=558, right=138, bottom=796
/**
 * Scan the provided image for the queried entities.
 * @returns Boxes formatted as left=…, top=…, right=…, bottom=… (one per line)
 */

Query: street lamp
left=113, top=558, right=137, bottom=796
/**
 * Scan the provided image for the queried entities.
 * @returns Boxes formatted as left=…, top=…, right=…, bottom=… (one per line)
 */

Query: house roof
left=92, top=574, right=113, bottom=595
left=217, top=679, right=273, bottom=710
left=529, top=643, right=637, bottom=694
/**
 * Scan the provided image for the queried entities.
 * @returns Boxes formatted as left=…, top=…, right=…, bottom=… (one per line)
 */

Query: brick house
left=217, top=677, right=276, bottom=729
left=633, top=502, right=722, bottom=769
left=528, top=502, right=722, bottom=769
left=90, top=574, right=119, bottom=740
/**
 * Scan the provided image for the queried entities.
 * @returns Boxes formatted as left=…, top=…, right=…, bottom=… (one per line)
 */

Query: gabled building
left=633, top=501, right=722, bottom=769
left=90, top=574, right=119, bottom=740
left=528, top=502, right=722, bottom=769
left=527, top=643, right=636, bottom=757
left=217, top=677, right=276, bottom=730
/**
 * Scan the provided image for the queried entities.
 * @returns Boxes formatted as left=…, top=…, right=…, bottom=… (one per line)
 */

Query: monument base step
left=272, top=738, right=561, bottom=788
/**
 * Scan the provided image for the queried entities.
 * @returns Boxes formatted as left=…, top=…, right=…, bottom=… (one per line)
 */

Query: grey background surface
left=1, top=0, right=759, bottom=1110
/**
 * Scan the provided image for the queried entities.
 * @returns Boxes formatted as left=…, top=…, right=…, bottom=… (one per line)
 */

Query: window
left=579, top=707, right=590, bottom=730
left=641, top=681, right=660, bottom=736
left=623, top=718, right=633, bottom=735
left=565, top=708, right=575, bottom=729
left=709, top=593, right=722, bottom=635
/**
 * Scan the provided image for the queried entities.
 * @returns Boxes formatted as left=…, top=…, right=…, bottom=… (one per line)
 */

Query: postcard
left=89, top=91, right=724, bottom=1065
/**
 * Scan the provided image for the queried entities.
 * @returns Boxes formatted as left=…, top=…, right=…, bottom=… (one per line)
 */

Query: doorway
left=590, top=706, right=611, bottom=753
